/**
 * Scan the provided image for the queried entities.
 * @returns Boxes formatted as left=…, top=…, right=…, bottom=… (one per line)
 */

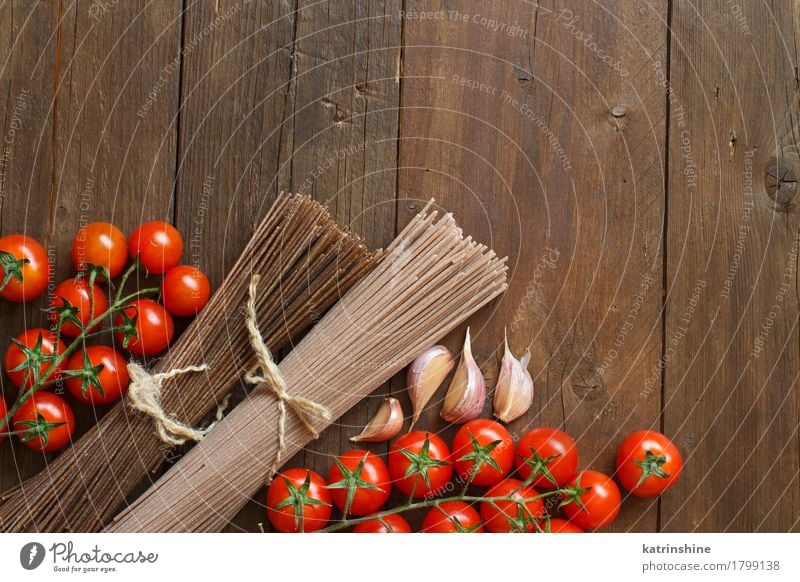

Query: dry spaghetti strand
left=0, top=194, right=379, bottom=533
left=108, top=203, right=508, bottom=532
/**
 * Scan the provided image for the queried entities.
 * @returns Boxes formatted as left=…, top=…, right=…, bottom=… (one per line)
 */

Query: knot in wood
left=764, top=156, right=797, bottom=209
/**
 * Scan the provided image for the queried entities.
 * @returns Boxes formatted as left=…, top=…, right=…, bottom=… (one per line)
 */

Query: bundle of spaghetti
left=108, top=203, right=508, bottom=532
left=0, top=194, right=379, bottom=533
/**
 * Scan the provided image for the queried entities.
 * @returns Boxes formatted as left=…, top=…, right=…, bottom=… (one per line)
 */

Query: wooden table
left=1, top=0, right=798, bottom=533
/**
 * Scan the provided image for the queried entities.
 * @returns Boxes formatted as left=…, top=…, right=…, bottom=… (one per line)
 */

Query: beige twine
left=244, top=275, right=332, bottom=481
left=127, top=363, right=229, bottom=446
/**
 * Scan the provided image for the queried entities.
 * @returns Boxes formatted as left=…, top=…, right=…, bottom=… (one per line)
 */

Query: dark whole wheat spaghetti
left=108, top=203, right=508, bottom=532
left=0, top=194, right=379, bottom=533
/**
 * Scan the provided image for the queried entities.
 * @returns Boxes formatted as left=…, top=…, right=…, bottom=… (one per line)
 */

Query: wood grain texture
left=167, top=0, right=297, bottom=532
left=662, top=0, right=800, bottom=532
left=0, top=0, right=60, bottom=495
left=397, top=0, right=667, bottom=531
left=273, top=0, right=402, bottom=531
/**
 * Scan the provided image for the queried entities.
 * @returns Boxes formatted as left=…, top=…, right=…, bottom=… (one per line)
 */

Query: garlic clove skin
left=351, top=397, right=404, bottom=443
left=493, top=332, right=534, bottom=423
left=440, top=328, right=486, bottom=424
left=407, top=345, right=455, bottom=428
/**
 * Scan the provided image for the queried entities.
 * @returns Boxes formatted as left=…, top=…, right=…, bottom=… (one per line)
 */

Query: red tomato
left=0, top=234, right=50, bottom=302
left=266, top=468, right=332, bottom=533
left=616, top=430, right=683, bottom=497
left=12, top=392, right=75, bottom=452
left=452, top=419, right=513, bottom=487
left=562, top=470, right=621, bottom=530
left=541, top=517, right=584, bottom=533
left=128, top=221, right=183, bottom=274
left=422, top=501, right=484, bottom=533
left=515, top=427, right=578, bottom=489
left=65, top=346, right=129, bottom=406
left=480, top=478, right=544, bottom=532
left=162, top=265, right=211, bottom=317
left=4, top=329, right=67, bottom=388
left=327, top=450, right=391, bottom=516
left=352, top=514, right=412, bottom=533
left=71, top=222, right=128, bottom=279
left=0, top=398, right=8, bottom=443
left=388, top=431, right=453, bottom=498
left=115, top=299, right=175, bottom=357
left=49, top=278, right=109, bottom=337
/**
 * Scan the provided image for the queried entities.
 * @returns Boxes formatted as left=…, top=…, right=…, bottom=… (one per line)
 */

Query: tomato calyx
left=457, top=432, right=503, bottom=485
left=558, top=474, right=592, bottom=514
left=0, top=250, right=29, bottom=292
left=274, top=473, right=330, bottom=532
left=326, top=453, right=383, bottom=517
left=398, top=435, right=450, bottom=494
left=500, top=501, right=540, bottom=533
left=115, top=308, right=139, bottom=349
left=8, top=333, right=57, bottom=386
left=51, top=298, right=84, bottom=334
left=520, top=447, right=561, bottom=487
left=14, top=413, right=66, bottom=448
left=634, top=450, right=671, bottom=488
left=63, top=350, right=107, bottom=397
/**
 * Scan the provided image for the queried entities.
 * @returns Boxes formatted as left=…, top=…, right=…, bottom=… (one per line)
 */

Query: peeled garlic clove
left=493, top=332, right=534, bottom=423
left=440, top=328, right=486, bottom=424
left=407, top=345, right=455, bottom=428
left=351, top=397, right=404, bottom=443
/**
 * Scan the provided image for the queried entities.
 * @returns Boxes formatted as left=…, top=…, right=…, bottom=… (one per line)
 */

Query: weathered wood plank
left=45, top=0, right=184, bottom=517
left=662, top=0, right=800, bottom=532
left=273, top=0, right=402, bottom=531
left=170, top=0, right=298, bottom=532
left=397, top=0, right=667, bottom=531
left=0, top=0, right=60, bottom=495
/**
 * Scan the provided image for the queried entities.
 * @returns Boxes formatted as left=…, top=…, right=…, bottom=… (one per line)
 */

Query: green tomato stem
left=0, top=265, right=158, bottom=432
left=318, top=489, right=568, bottom=533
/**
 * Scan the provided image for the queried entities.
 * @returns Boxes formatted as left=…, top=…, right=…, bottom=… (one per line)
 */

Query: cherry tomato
left=128, top=221, right=183, bottom=274
left=480, top=478, right=544, bottom=533
left=65, top=346, right=129, bottom=406
left=266, top=468, right=332, bottom=533
left=327, top=450, right=391, bottom=516
left=0, top=234, right=50, bottom=302
left=115, top=299, right=175, bottom=357
left=0, top=398, right=8, bottom=443
left=541, top=517, right=584, bottom=533
left=162, top=265, right=211, bottom=317
left=352, top=514, right=412, bottom=533
left=388, top=431, right=453, bottom=498
left=452, top=419, right=513, bottom=487
left=49, top=278, right=109, bottom=337
left=422, top=501, right=484, bottom=533
left=562, top=470, right=621, bottom=530
left=12, top=392, right=75, bottom=452
left=71, top=222, right=128, bottom=279
left=515, top=427, right=578, bottom=489
left=4, top=329, right=67, bottom=388
left=616, top=430, right=683, bottom=497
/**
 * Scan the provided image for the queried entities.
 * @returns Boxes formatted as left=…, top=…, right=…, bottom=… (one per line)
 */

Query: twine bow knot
left=127, top=363, right=228, bottom=446
left=244, top=275, right=332, bottom=480
left=127, top=275, right=330, bottom=481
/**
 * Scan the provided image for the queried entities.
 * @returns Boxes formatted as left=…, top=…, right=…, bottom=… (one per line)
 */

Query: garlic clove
left=351, top=397, right=404, bottom=443
left=440, top=328, right=486, bottom=424
left=407, top=345, right=455, bottom=428
left=493, top=331, right=534, bottom=423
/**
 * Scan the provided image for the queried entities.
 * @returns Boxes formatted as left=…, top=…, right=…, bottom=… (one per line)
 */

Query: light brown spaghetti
left=0, top=194, right=379, bottom=533
left=108, top=203, right=508, bottom=532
